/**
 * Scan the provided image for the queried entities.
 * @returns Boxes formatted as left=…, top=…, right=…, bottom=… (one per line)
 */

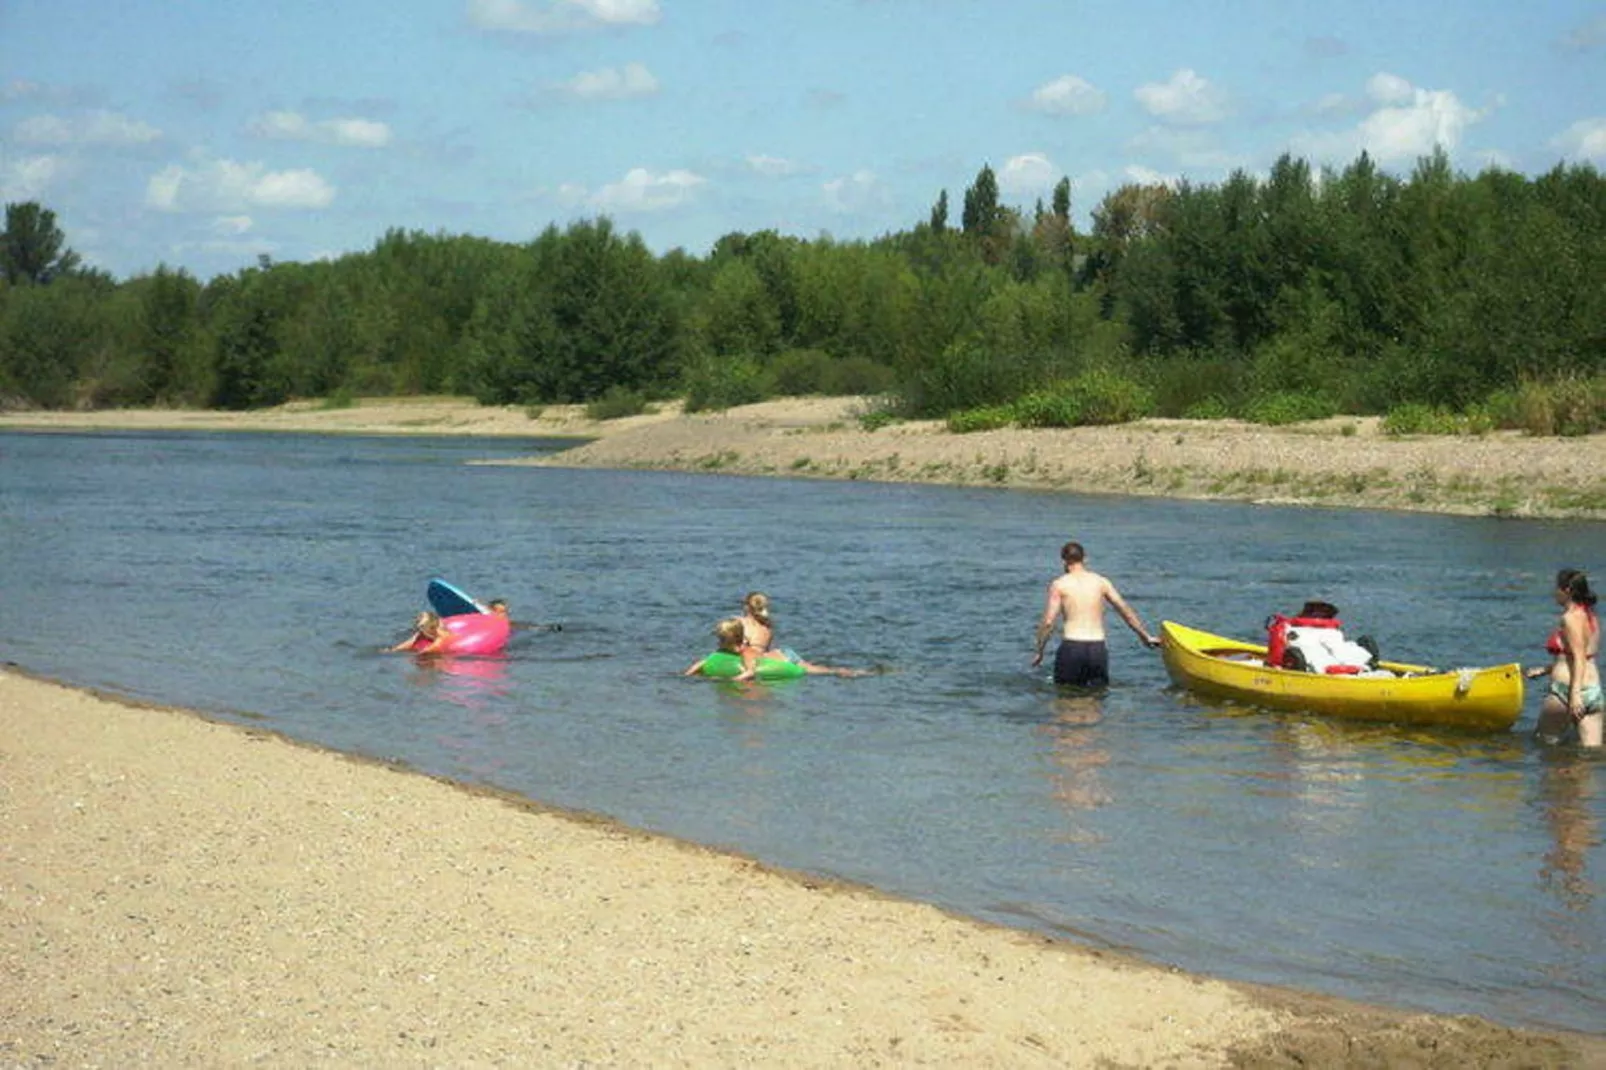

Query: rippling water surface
left=1, top=429, right=1601, bottom=1033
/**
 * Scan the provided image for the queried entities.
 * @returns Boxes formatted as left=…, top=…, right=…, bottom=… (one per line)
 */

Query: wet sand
left=4, top=395, right=1601, bottom=519
left=4, top=666, right=1601, bottom=1067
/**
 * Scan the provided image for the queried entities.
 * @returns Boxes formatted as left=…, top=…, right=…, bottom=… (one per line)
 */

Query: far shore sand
left=3, top=394, right=1602, bottom=519
left=5, top=666, right=1603, bottom=1067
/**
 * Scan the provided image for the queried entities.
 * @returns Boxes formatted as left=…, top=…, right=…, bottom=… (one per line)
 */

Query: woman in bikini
left=736, top=592, right=867, bottom=677
left=1527, top=569, right=1602, bottom=746
left=740, top=592, right=779, bottom=656
left=686, top=617, right=864, bottom=679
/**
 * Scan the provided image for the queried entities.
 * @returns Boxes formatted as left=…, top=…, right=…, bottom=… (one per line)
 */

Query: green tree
left=960, top=165, right=1016, bottom=265
left=961, top=165, right=999, bottom=237
left=124, top=265, right=206, bottom=403
left=1051, top=177, right=1071, bottom=223
left=700, top=257, right=782, bottom=357
left=462, top=218, right=680, bottom=404
left=1, top=201, right=81, bottom=285
left=0, top=277, right=106, bottom=406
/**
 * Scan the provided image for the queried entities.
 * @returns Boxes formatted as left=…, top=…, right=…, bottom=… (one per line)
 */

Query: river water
left=0, top=429, right=1600, bottom=1034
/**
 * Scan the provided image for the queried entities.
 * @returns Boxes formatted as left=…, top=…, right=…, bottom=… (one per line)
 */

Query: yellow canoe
left=1160, top=620, right=1524, bottom=732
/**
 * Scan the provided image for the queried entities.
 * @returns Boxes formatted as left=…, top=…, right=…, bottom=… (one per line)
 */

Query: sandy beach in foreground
left=3, top=395, right=1602, bottom=519
left=4, top=668, right=1602, bottom=1068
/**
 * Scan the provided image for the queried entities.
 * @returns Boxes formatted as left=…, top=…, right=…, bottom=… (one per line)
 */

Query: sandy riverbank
left=3, top=667, right=1601, bottom=1068
left=3, top=395, right=1603, bottom=519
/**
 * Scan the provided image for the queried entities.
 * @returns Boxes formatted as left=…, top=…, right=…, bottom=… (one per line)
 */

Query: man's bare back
left=1032, top=543, right=1160, bottom=684
left=1048, top=568, right=1119, bottom=641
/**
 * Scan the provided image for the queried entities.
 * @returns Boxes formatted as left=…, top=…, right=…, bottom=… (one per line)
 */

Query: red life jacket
left=1265, top=614, right=1343, bottom=669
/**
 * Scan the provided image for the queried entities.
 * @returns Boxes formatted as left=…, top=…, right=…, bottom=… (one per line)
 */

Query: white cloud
left=0, top=152, right=63, bottom=200
left=15, top=110, right=162, bottom=146
left=1025, top=74, right=1106, bottom=116
left=211, top=215, right=254, bottom=236
left=822, top=170, right=888, bottom=215
left=557, top=63, right=659, bottom=101
left=1292, top=73, right=1485, bottom=165
left=467, top=0, right=659, bottom=34
left=1553, top=117, right=1606, bottom=161
left=1124, top=164, right=1179, bottom=188
left=1365, top=73, right=1414, bottom=107
left=146, top=156, right=336, bottom=212
left=1355, top=78, right=1481, bottom=163
left=997, top=153, right=1057, bottom=196
left=746, top=154, right=799, bottom=177
left=1134, top=69, right=1229, bottom=125
left=566, top=167, right=705, bottom=212
left=250, top=111, right=392, bottom=148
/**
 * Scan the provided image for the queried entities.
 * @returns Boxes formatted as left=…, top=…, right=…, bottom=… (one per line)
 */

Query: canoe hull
left=1160, top=621, right=1523, bottom=732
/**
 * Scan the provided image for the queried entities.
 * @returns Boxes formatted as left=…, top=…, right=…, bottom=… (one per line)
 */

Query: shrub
left=1182, top=396, right=1232, bottom=420
left=893, top=343, right=1036, bottom=418
left=1479, top=388, right=1520, bottom=430
left=768, top=349, right=837, bottom=396
left=829, top=355, right=895, bottom=396
left=766, top=349, right=896, bottom=398
left=947, top=405, right=1015, bottom=433
left=1242, top=391, right=1337, bottom=426
left=1382, top=402, right=1461, bottom=436
left=682, top=355, right=771, bottom=413
left=858, top=407, right=899, bottom=431
left=1011, top=388, right=1080, bottom=428
left=1150, top=354, right=1249, bottom=417
left=1507, top=375, right=1606, bottom=436
left=1374, top=398, right=1496, bottom=436
left=585, top=385, right=650, bottom=420
left=1063, top=367, right=1155, bottom=425
left=1007, top=369, right=1156, bottom=429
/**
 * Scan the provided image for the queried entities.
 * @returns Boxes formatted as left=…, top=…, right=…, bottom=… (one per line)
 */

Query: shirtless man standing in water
left=1032, top=541, right=1161, bottom=688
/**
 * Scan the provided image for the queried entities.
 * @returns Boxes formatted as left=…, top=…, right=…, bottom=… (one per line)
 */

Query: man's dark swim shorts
left=1054, top=639, right=1110, bottom=688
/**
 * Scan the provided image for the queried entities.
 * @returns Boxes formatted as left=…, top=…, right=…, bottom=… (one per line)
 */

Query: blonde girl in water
left=1529, top=568, right=1602, bottom=746
left=724, top=592, right=867, bottom=676
left=739, top=591, right=862, bottom=674
left=740, top=592, right=779, bottom=656
left=390, top=611, right=452, bottom=655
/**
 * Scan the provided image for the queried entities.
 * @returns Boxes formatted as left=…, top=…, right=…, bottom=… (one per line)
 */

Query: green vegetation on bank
left=2, top=149, right=1603, bottom=436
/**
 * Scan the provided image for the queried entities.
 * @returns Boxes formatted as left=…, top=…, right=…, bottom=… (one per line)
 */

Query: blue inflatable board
left=427, top=577, right=483, bottom=618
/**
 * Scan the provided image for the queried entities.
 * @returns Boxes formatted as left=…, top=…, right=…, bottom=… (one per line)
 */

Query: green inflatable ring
left=698, top=650, right=807, bottom=681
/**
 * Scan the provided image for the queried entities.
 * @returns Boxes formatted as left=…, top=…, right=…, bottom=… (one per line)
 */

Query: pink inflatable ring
left=411, top=612, right=510, bottom=656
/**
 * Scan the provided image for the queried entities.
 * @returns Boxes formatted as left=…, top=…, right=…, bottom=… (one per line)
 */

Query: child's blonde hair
left=744, top=592, right=771, bottom=624
left=713, top=617, right=746, bottom=651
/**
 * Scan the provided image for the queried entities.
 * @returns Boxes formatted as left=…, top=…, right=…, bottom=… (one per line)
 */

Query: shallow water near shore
left=1, top=429, right=1601, bottom=1035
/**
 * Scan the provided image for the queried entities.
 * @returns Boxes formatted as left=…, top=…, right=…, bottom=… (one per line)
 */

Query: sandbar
left=2, top=395, right=1601, bottom=519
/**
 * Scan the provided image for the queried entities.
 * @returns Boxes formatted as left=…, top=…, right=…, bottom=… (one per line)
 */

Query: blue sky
left=3, top=1, right=1603, bottom=281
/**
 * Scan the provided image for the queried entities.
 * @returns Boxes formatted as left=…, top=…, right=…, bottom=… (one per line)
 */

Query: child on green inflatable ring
left=684, top=618, right=868, bottom=680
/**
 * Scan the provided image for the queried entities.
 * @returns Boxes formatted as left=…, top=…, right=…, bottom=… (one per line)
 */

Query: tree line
left=2, top=149, right=1603, bottom=432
